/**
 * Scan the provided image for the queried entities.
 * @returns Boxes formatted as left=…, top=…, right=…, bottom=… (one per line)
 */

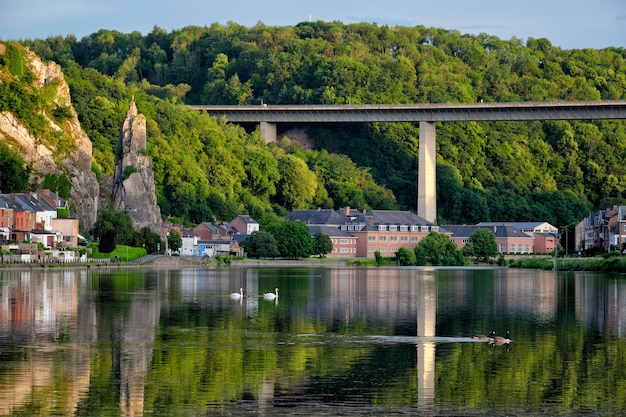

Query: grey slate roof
left=284, top=209, right=347, bottom=225
left=234, top=215, right=258, bottom=224
left=197, top=222, right=220, bottom=234
left=366, top=210, right=434, bottom=226
left=477, top=221, right=545, bottom=230
left=443, top=224, right=532, bottom=239
left=307, top=225, right=355, bottom=238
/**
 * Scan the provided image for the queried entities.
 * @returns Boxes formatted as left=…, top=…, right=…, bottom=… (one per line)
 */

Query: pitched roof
left=366, top=210, right=434, bottom=226
left=441, top=225, right=480, bottom=237
left=442, top=224, right=532, bottom=239
left=284, top=209, right=346, bottom=225
left=476, top=221, right=552, bottom=230
left=196, top=222, right=219, bottom=233
left=232, top=214, right=258, bottom=224
left=307, top=225, right=356, bottom=237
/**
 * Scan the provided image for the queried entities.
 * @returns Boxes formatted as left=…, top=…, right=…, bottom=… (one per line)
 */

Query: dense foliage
left=413, top=231, right=466, bottom=266
left=0, top=141, right=30, bottom=192
left=7, top=21, right=626, bottom=227
left=90, top=207, right=164, bottom=252
left=462, top=228, right=499, bottom=262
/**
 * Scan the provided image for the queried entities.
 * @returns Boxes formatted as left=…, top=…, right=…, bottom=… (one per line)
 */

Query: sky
left=1, top=0, right=624, bottom=50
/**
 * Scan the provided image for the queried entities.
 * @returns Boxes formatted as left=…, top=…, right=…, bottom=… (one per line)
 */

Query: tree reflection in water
left=0, top=267, right=625, bottom=416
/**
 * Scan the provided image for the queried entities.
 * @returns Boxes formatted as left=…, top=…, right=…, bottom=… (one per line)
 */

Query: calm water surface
left=1, top=266, right=625, bottom=416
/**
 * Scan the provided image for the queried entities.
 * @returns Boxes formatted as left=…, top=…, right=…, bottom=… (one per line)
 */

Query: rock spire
left=111, top=98, right=162, bottom=237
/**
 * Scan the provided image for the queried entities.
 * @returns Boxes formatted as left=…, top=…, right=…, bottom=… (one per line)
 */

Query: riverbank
left=0, top=255, right=357, bottom=270
left=3, top=255, right=625, bottom=274
left=508, top=256, right=626, bottom=274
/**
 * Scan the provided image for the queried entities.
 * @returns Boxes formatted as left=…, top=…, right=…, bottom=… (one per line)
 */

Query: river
left=1, top=265, right=624, bottom=416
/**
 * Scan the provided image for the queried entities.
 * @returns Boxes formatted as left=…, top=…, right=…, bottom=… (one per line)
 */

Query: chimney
left=345, top=206, right=350, bottom=215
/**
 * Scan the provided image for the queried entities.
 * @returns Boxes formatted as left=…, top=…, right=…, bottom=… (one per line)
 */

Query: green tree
left=99, top=229, right=117, bottom=254
left=0, top=141, right=30, bottom=192
left=463, top=228, right=498, bottom=262
left=416, top=231, right=460, bottom=266
left=269, top=221, right=313, bottom=259
left=167, top=229, right=183, bottom=253
left=135, top=226, right=163, bottom=254
left=91, top=208, right=135, bottom=245
left=396, top=246, right=416, bottom=266
left=312, top=232, right=333, bottom=258
left=276, top=154, right=317, bottom=210
left=243, top=230, right=280, bottom=258
left=414, top=246, right=428, bottom=266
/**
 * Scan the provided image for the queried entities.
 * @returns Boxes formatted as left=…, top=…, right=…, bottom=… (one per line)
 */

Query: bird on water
left=230, top=288, right=244, bottom=300
left=472, top=331, right=495, bottom=341
left=264, top=288, right=279, bottom=300
left=490, top=330, right=512, bottom=345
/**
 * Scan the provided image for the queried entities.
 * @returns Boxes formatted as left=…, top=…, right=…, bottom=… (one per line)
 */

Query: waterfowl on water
left=230, top=288, right=244, bottom=300
left=490, top=330, right=512, bottom=345
left=264, top=288, right=279, bottom=300
left=472, top=331, right=495, bottom=341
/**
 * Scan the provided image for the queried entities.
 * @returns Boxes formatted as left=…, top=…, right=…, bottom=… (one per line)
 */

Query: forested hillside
left=10, top=22, right=626, bottom=226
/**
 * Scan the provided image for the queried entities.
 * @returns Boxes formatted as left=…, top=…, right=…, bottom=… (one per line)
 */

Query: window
left=411, top=226, right=419, bottom=232
left=340, top=239, right=349, bottom=244
left=401, top=236, right=408, bottom=242
left=378, top=225, right=386, bottom=231
left=411, top=236, right=419, bottom=242
left=525, top=244, right=530, bottom=253
left=379, top=236, right=387, bottom=242
left=368, top=236, right=376, bottom=241
left=390, top=236, right=398, bottom=242
left=400, top=225, right=408, bottom=232
left=340, top=248, right=349, bottom=253
left=389, top=225, right=397, bottom=231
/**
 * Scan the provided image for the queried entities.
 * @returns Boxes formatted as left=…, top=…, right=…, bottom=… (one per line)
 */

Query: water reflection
left=1, top=266, right=625, bottom=416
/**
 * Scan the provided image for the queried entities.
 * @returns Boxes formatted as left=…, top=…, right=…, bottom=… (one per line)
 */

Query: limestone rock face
left=0, top=43, right=99, bottom=231
left=111, top=99, right=163, bottom=237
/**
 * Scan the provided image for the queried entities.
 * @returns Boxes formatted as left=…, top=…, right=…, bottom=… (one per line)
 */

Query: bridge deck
left=191, top=101, right=626, bottom=123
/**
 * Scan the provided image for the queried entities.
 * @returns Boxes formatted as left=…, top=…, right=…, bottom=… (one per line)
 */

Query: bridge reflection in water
left=2, top=267, right=626, bottom=415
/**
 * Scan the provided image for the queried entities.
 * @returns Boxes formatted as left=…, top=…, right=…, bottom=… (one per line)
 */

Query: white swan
left=230, top=288, right=244, bottom=300
left=264, top=288, right=279, bottom=300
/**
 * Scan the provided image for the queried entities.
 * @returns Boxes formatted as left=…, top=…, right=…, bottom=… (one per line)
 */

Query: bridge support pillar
left=260, top=122, right=277, bottom=143
left=418, top=121, right=437, bottom=225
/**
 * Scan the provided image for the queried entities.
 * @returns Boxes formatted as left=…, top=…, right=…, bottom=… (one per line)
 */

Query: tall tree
left=0, top=141, right=30, bottom=192
left=462, top=228, right=498, bottom=262
left=167, top=229, right=183, bottom=254
left=243, top=230, right=280, bottom=258
left=312, top=232, right=333, bottom=258
left=269, top=221, right=313, bottom=259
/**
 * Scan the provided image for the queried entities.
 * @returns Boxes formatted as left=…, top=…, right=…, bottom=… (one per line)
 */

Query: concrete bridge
left=191, top=101, right=626, bottom=224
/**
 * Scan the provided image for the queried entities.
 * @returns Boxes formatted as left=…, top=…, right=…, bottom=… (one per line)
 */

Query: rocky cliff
left=111, top=99, right=163, bottom=237
left=0, top=42, right=99, bottom=231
